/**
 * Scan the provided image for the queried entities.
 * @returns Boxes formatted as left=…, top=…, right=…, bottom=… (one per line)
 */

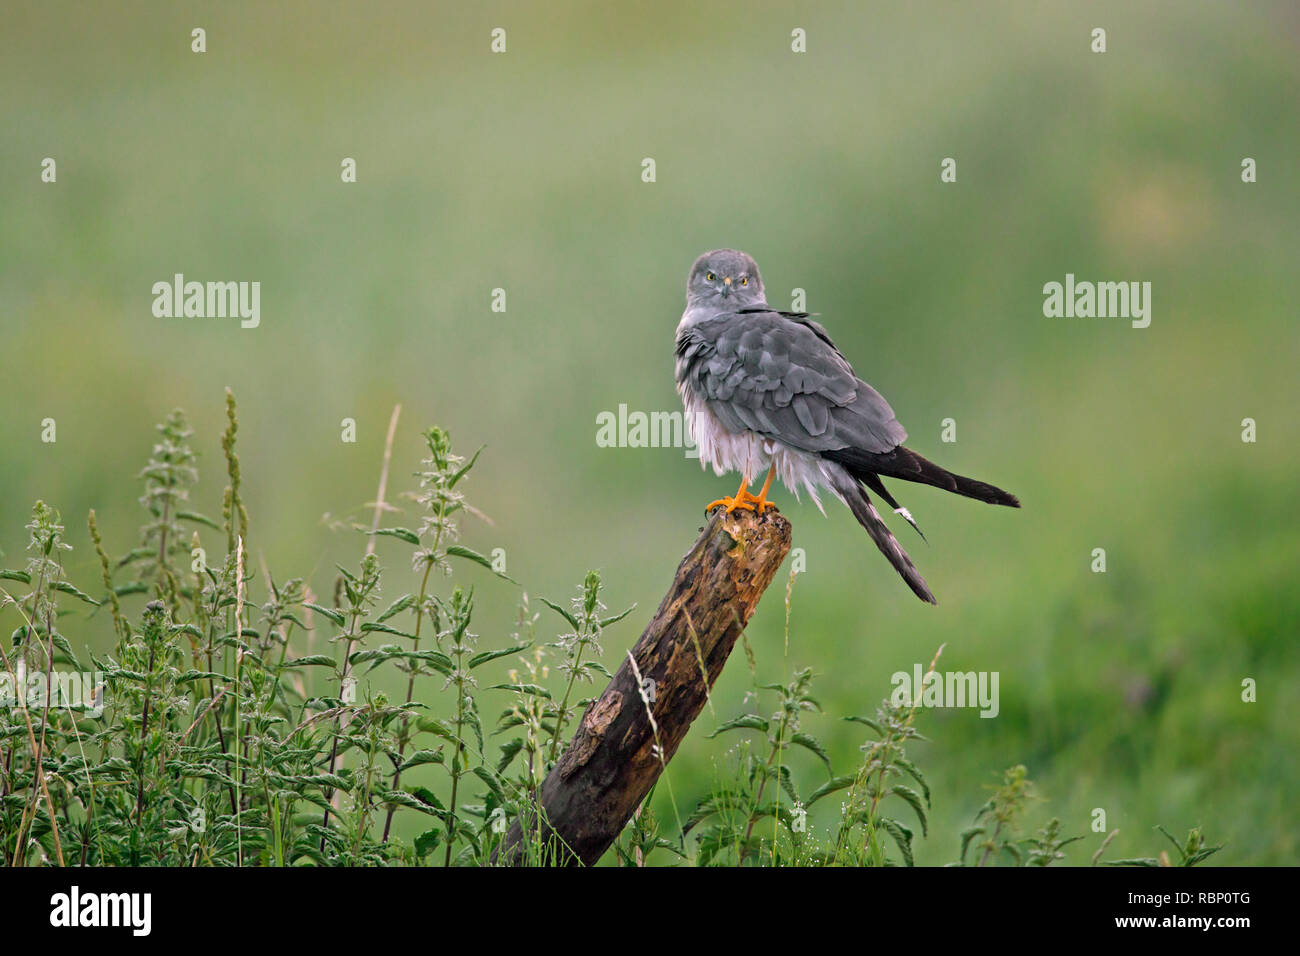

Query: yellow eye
left=741, top=277, right=748, bottom=286
left=706, top=272, right=715, bottom=281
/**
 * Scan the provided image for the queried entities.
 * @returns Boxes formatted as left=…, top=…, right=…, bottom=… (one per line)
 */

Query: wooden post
left=499, top=505, right=792, bottom=866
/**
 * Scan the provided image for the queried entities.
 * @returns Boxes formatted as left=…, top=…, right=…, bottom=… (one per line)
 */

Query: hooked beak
left=721, top=276, right=733, bottom=297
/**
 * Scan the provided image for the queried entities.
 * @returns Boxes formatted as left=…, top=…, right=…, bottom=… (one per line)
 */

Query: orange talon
left=749, top=464, right=778, bottom=513
left=707, top=475, right=757, bottom=514
left=707, top=467, right=779, bottom=514
left=705, top=495, right=756, bottom=513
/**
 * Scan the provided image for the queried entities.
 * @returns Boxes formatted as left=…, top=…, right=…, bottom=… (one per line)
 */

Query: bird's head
left=686, top=249, right=765, bottom=308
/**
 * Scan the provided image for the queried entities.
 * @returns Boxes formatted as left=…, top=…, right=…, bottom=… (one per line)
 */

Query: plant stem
left=319, top=601, right=363, bottom=853
left=547, top=635, right=589, bottom=762
left=444, top=641, right=466, bottom=867
left=738, top=713, right=787, bottom=865
left=382, top=554, right=436, bottom=842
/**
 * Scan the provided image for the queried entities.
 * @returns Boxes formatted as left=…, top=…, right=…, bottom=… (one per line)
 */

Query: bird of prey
left=675, top=249, right=1019, bottom=604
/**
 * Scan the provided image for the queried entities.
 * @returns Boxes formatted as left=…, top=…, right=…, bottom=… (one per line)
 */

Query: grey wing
left=677, top=311, right=906, bottom=454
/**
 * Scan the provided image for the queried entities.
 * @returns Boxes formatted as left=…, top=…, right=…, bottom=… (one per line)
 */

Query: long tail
left=826, top=445, right=1020, bottom=508
left=862, top=472, right=926, bottom=540
left=829, top=469, right=937, bottom=605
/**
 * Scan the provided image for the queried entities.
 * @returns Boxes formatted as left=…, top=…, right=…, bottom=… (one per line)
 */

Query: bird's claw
left=706, top=495, right=755, bottom=514
left=706, top=489, right=775, bottom=514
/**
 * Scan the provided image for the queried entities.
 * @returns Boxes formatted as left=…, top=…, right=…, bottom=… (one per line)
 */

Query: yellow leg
left=706, top=473, right=757, bottom=513
left=750, top=463, right=777, bottom=512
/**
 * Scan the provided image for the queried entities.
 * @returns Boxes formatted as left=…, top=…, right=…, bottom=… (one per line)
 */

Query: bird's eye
left=705, top=272, right=715, bottom=282
left=741, top=277, right=748, bottom=286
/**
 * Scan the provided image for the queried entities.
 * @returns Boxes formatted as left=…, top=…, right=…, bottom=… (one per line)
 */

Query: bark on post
left=499, top=505, right=792, bottom=866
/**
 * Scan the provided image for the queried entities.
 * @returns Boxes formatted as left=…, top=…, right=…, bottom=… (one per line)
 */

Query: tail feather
left=826, top=445, right=1020, bottom=508
left=830, top=470, right=937, bottom=605
left=862, top=473, right=926, bottom=541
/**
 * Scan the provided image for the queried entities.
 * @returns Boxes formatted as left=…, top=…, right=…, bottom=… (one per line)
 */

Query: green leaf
left=490, top=682, right=552, bottom=699
left=599, top=605, right=637, bottom=628
left=114, top=546, right=155, bottom=569
left=581, top=660, right=613, bottom=678
left=0, top=569, right=31, bottom=583
left=445, top=545, right=491, bottom=570
left=51, top=581, right=101, bottom=606
left=176, top=669, right=229, bottom=683
left=472, top=766, right=506, bottom=801
left=283, top=655, right=336, bottom=668
left=1154, top=825, right=1183, bottom=853
left=894, top=755, right=930, bottom=806
left=844, top=715, right=883, bottom=734
left=48, top=636, right=82, bottom=670
left=686, top=790, right=738, bottom=832
left=176, top=510, right=222, bottom=530
left=469, top=643, right=530, bottom=669
left=399, top=749, right=445, bottom=771
left=776, top=764, right=798, bottom=804
left=707, top=715, right=769, bottom=738
left=791, top=731, right=832, bottom=772
left=447, top=446, right=483, bottom=489
left=881, top=817, right=914, bottom=867
left=414, top=828, right=442, bottom=858
left=496, top=738, right=524, bottom=773
left=890, top=784, right=928, bottom=837
left=409, top=786, right=444, bottom=806
left=349, top=645, right=451, bottom=674
left=377, top=593, right=414, bottom=622
left=415, top=717, right=460, bottom=743
left=806, top=775, right=856, bottom=807
left=446, top=545, right=516, bottom=582
left=1104, top=858, right=1162, bottom=868
left=958, top=826, right=986, bottom=865
left=463, top=707, right=485, bottom=754
left=381, top=790, right=440, bottom=815
left=302, top=602, right=345, bottom=627
left=360, top=621, right=416, bottom=639
left=368, top=527, right=420, bottom=546
left=290, top=772, right=351, bottom=791
left=539, top=597, right=580, bottom=631
left=1185, top=845, right=1224, bottom=866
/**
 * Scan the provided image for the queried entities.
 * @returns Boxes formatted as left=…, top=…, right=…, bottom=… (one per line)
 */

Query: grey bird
left=674, top=249, right=1019, bottom=604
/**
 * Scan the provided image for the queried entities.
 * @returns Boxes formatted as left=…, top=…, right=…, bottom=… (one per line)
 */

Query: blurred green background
left=2, top=1, right=1297, bottom=864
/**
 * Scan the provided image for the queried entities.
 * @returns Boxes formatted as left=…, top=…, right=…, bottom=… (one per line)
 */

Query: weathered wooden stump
left=498, top=505, right=792, bottom=866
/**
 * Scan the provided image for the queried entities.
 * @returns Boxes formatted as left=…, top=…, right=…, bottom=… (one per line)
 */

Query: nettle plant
left=0, top=391, right=636, bottom=866
left=0, top=390, right=1225, bottom=868
left=663, top=610, right=1223, bottom=868
left=677, top=623, right=939, bottom=867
